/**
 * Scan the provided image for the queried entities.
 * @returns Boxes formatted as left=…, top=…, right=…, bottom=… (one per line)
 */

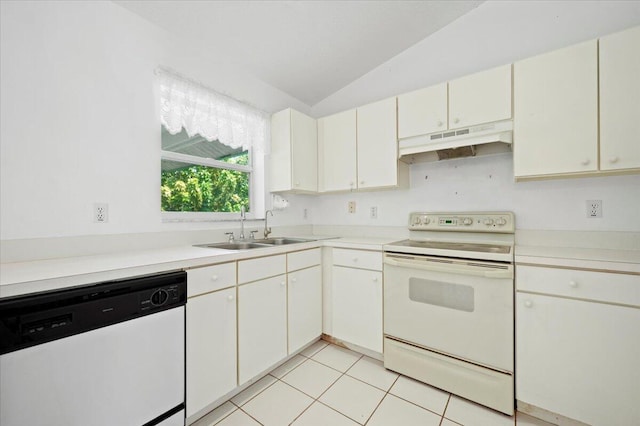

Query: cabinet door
left=186, top=287, right=237, bottom=417
left=238, top=275, right=287, bottom=384
left=514, top=40, right=598, bottom=177
left=269, top=109, right=292, bottom=192
left=332, top=266, right=382, bottom=353
left=516, top=293, right=640, bottom=425
left=600, top=25, right=640, bottom=171
left=397, top=83, right=447, bottom=139
left=318, top=109, right=357, bottom=192
left=290, top=109, right=318, bottom=191
left=270, top=109, right=317, bottom=192
left=357, top=97, right=399, bottom=189
left=449, top=64, right=511, bottom=129
left=288, top=265, right=322, bottom=354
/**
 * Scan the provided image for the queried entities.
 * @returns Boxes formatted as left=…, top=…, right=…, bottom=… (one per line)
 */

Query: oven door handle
left=384, top=256, right=513, bottom=279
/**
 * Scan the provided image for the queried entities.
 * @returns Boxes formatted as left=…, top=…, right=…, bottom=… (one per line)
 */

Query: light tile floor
left=192, top=341, right=554, bottom=426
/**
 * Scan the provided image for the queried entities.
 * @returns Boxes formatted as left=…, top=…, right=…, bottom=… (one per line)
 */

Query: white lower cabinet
left=288, top=265, right=322, bottom=353
left=238, top=274, right=288, bottom=384
left=332, top=252, right=383, bottom=353
left=186, top=286, right=237, bottom=418
left=516, top=266, right=640, bottom=425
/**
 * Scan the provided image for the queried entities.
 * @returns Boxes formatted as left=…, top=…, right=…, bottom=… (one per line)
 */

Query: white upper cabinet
left=318, top=109, right=357, bottom=192
left=599, top=25, right=640, bottom=171
left=270, top=108, right=317, bottom=193
left=397, top=83, right=447, bottom=138
left=357, top=97, right=405, bottom=190
left=514, top=40, right=598, bottom=178
left=449, top=64, right=512, bottom=129
left=397, top=65, right=511, bottom=140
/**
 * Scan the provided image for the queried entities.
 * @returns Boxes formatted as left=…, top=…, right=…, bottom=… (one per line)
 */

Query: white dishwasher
left=0, top=271, right=187, bottom=426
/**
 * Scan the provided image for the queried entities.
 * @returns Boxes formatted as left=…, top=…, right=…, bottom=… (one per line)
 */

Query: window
left=161, top=127, right=251, bottom=214
left=157, top=68, right=267, bottom=220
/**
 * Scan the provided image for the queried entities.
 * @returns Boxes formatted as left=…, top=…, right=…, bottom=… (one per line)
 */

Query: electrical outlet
left=94, top=203, right=109, bottom=223
left=586, top=200, right=602, bottom=218
left=370, top=206, right=378, bottom=219
left=348, top=201, right=356, bottom=214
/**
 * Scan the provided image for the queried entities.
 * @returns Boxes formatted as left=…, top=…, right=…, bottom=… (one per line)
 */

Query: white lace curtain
left=157, top=68, right=267, bottom=154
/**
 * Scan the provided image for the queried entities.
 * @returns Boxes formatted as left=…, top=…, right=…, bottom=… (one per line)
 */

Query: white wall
left=313, top=154, right=640, bottom=232
left=311, top=1, right=640, bottom=117
left=0, top=0, right=311, bottom=240
left=310, top=0, right=640, bottom=232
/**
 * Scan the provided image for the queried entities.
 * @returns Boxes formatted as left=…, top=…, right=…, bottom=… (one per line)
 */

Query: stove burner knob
left=412, top=217, right=423, bottom=226
left=462, top=218, right=473, bottom=226
left=483, top=218, right=494, bottom=226
left=423, top=217, right=430, bottom=225
left=495, top=217, right=507, bottom=226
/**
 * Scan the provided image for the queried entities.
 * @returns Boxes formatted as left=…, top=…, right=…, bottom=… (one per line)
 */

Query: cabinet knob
left=453, top=118, right=460, bottom=124
left=350, top=182, right=355, bottom=187
left=360, top=180, right=365, bottom=185
left=372, top=277, right=378, bottom=282
left=581, top=159, right=590, bottom=166
left=524, top=300, right=533, bottom=308
left=227, top=295, right=234, bottom=301
left=569, top=281, right=578, bottom=288
left=295, top=181, right=300, bottom=186
left=437, top=120, right=443, bottom=127
left=280, top=281, right=286, bottom=287
left=609, top=156, right=619, bottom=164
left=211, top=275, right=218, bottom=281
left=291, top=277, right=297, bottom=283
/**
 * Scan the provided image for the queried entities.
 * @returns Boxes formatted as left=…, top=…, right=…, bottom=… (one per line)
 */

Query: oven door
left=384, top=252, right=514, bottom=372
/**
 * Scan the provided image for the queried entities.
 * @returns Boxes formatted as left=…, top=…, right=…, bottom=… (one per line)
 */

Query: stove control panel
left=409, top=212, right=514, bottom=233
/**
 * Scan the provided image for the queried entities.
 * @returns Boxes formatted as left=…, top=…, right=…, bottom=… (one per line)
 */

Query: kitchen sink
left=253, top=237, right=313, bottom=245
left=195, top=242, right=271, bottom=250
left=195, top=237, right=314, bottom=250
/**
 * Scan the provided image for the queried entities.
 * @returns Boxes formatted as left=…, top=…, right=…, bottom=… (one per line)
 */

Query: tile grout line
left=284, top=358, right=353, bottom=424
left=439, top=394, right=453, bottom=426
left=362, top=374, right=401, bottom=425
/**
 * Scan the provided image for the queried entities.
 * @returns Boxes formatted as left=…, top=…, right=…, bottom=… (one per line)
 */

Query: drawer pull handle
left=211, top=275, right=218, bottom=281
left=569, top=281, right=578, bottom=288
left=524, top=300, right=533, bottom=308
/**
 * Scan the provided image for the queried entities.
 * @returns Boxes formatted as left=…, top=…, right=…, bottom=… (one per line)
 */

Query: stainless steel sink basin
left=195, top=237, right=314, bottom=250
left=195, top=242, right=271, bottom=250
left=253, top=238, right=313, bottom=245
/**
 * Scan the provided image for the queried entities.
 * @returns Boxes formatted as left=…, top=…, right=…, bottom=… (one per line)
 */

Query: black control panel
left=0, top=271, right=187, bottom=355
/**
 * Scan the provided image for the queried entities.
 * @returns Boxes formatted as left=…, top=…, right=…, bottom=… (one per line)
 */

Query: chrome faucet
left=239, top=205, right=246, bottom=240
left=264, top=210, right=273, bottom=239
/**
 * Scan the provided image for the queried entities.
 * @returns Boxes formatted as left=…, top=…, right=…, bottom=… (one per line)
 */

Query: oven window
left=408, top=278, right=474, bottom=312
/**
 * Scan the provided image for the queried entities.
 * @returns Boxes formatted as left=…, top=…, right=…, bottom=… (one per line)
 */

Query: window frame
left=160, top=147, right=258, bottom=222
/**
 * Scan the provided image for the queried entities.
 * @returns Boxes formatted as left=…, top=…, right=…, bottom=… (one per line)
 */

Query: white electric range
left=383, top=211, right=515, bottom=415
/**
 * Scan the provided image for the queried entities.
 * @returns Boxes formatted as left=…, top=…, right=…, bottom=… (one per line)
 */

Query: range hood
left=399, top=120, right=513, bottom=163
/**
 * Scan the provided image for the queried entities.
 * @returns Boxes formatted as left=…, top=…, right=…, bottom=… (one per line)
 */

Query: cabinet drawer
left=288, top=248, right=321, bottom=272
left=238, top=254, right=286, bottom=284
left=516, top=265, right=640, bottom=307
left=187, top=262, right=236, bottom=297
left=332, top=248, right=382, bottom=271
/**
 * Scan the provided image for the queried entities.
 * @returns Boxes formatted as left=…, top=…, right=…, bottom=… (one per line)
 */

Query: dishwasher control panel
left=140, top=284, right=182, bottom=311
left=0, top=271, right=186, bottom=355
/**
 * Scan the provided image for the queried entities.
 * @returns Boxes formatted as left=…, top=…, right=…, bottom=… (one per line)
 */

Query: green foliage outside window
left=161, top=153, right=249, bottom=213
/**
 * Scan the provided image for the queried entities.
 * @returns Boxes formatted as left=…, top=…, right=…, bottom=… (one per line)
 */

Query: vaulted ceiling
left=113, top=1, right=483, bottom=106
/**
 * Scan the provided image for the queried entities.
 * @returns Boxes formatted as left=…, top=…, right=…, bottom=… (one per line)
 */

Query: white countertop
left=2, top=231, right=637, bottom=299
left=514, top=230, right=640, bottom=273
left=0, top=235, right=399, bottom=299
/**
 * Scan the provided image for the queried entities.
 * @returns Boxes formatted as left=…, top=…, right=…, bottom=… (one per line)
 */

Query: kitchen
left=1, top=1, right=639, bottom=426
